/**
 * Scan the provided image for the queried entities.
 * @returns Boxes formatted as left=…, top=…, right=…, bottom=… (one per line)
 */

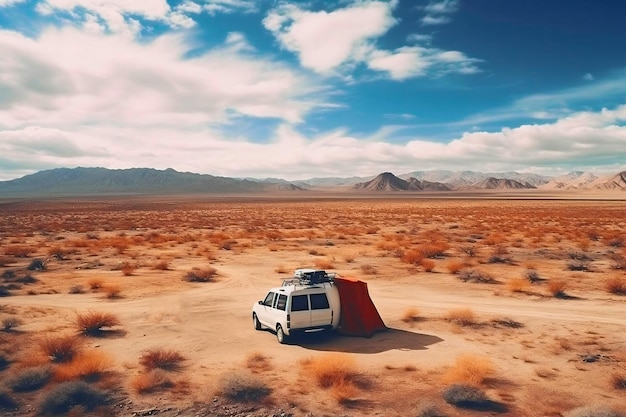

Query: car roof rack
left=282, top=269, right=336, bottom=286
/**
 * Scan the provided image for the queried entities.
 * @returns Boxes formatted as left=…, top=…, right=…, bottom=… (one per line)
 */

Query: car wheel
left=276, top=324, right=287, bottom=344
left=253, top=313, right=261, bottom=330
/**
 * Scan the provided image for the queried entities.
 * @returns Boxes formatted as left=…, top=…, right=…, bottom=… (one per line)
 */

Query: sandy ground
left=0, top=195, right=625, bottom=416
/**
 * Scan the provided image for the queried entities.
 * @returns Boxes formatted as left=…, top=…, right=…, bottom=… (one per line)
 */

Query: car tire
left=253, top=313, right=261, bottom=330
left=276, top=324, right=287, bottom=344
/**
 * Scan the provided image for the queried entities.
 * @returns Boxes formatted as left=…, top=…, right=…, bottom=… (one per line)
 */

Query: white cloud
left=421, top=0, right=459, bottom=26
left=202, top=0, right=257, bottom=15
left=264, top=1, right=478, bottom=80
left=583, top=73, right=594, bottom=81
left=177, top=1, right=202, bottom=14
left=264, top=1, right=397, bottom=75
left=0, top=0, right=25, bottom=6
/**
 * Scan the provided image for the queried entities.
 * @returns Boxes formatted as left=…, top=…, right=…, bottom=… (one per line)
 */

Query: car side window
left=310, top=293, right=330, bottom=310
left=263, top=292, right=276, bottom=307
left=291, top=295, right=309, bottom=312
left=276, top=294, right=287, bottom=311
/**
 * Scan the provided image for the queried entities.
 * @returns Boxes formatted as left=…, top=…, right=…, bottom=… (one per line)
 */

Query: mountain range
left=0, top=167, right=624, bottom=196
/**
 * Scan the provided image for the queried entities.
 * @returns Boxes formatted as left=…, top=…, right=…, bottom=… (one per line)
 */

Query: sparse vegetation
left=87, top=278, right=103, bottom=290
left=38, top=381, right=108, bottom=414
left=54, top=350, right=113, bottom=382
left=74, top=311, right=121, bottom=335
left=442, top=355, right=495, bottom=386
left=416, top=402, right=448, bottom=417
left=1, top=317, right=22, bottom=331
left=139, top=348, right=185, bottom=371
left=120, top=262, right=136, bottom=276
left=301, top=353, right=360, bottom=390
left=605, top=277, right=626, bottom=295
left=102, top=283, right=122, bottom=299
left=245, top=352, right=272, bottom=373
left=183, top=267, right=217, bottom=282
left=444, top=308, right=477, bottom=326
left=39, top=334, right=83, bottom=363
left=548, top=279, right=568, bottom=297
left=130, top=369, right=174, bottom=394
left=27, top=258, right=46, bottom=271
left=442, top=384, right=491, bottom=408
left=401, top=307, right=422, bottom=324
left=612, top=373, right=626, bottom=390
left=8, top=366, right=52, bottom=392
left=219, top=372, right=271, bottom=402
left=567, top=251, right=593, bottom=271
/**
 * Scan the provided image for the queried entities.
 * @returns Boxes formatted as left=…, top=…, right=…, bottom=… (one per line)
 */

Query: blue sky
left=1, top=0, right=625, bottom=181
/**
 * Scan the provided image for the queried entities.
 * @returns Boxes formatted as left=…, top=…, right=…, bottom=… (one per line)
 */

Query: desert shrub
left=0, top=391, right=18, bottom=411
left=219, top=372, right=271, bottom=402
left=27, top=258, right=46, bottom=271
left=75, top=311, right=121, bottom=335
left=119, top=262, right=136, bottom=276
left=548, top=279, right=568, bottom=297
left=419, top=242, right=450, bottom=258
left=0, top=286, right=11, bottom=297
left=54, top=350, right=113, bottom=382
left=444, top=308, right=477, bottom=326
left=420, top=258, right=436, bottom=272
left=301, top=353, right=359, bottom=389
left=274, top=264, right=288, bottom=273
left=567, top=252, right=593, bottom=271
left=331, top=379, right=359, bottom=404
left=506, top=278, right=530, bottom=293
left=8, top=366, right=52, bottom=392
left=401, top=307, right=422, bottom=324
left=48, top=246, right=72, bottom=260
left=442, top=355, right=494, bottom=386
left=442, top=384, right=491, bottom=408
left=102, top=284, right=121, bottom=299
left=245, top=352, right=272, bottom=373
left=612, top=373, right=626, bottom=390
left=458, top=269, right=497, bottom=283
left=563, top=405, right=623, bottom=417
left=526, top=269, right=541, bottom=282
left=87, top=278, right=103, bottom=290
left=139, top=348, right=185, bottom=371
left=605, top=277, right=626, bottom=295
left=3, top=245, right=32, bottom=258
left=446, top=260, right=465, bottom=274
left=130, top=369, right=174, bottom=394
left=14, top=274, right=38, bottom=284
left=609, top=253, right=626, bottom=270
left=401, top=249, right=424, bottom=265
left=39, top=334, right=83, bottom=363
left=153, top=260, right=170, bottom=271
left=460, top=245, right=478, bottom=257
left=491, top=318, right=523, bottom=328
left=69, top=285, right=84, bottom=294
left=2, top=317, right=22, bottom=331
left=38, top=381, right=108, bottom=414
left=416, top=402, right=448, bottom=417
left=183, top=267, right=217, bottom=282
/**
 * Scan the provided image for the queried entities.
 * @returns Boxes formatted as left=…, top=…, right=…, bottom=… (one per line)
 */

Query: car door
left=256, top=291, right=276, bottom=327
left=309, top=292, right=332, bottom=327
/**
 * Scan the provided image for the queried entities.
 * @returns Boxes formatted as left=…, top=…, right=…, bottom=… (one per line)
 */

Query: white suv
left=252, top=269, right=341, bottom=343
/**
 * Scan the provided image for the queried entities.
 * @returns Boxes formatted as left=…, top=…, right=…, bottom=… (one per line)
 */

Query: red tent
left=334, top=276, right=387, bottom=337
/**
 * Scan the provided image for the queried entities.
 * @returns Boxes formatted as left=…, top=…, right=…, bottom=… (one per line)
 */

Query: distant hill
left=0, top=167, right=305, bottom=196
left=400, top=170, right=550, bottom=188
left=540, top=172, right=599, bottom=190
left=470, top=177, right=536, bottom=190
left=353, top=172, right=450, bottom=192
left=587, top=171, right=626, bottom=191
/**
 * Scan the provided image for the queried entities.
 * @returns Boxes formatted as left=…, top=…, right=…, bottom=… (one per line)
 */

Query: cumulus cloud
left=263, top=1, right=478, bottom=80
left=202, top=0, right=257, bottom=15
left=421, top=0, right=459, bottom=26
left=0, top=0, right=25, bottom=6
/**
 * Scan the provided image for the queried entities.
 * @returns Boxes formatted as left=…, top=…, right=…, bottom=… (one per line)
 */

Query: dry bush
left=219, top=372, right=271, bottom=402
left=8, top=366, right=52, bottom=392
left=419, top=242, right=450, bottom=258
left=274, top=265, right=288, bottom=274
left=120, top=262, right=136, bottom=276
left=420, top=258, right=436, bottom=272
left=343, top=253, right=355, bottom=263
left=38, top=380, right=108, bottom=414
left=27, top=258, right=47, bottom=271
left=183, top=267, right=217, bottom=282
left=458, top=269, right=497, bottom=284
left=547, top=279, right=568, bottom=297
left=612, top=373, right=626, bottom=390
left=446, top=260, right=465, bottom=274
left=563, top=405, right=623, bottom=417
left=444, top=308, right=477, bottom=326
left=442, top=355, right=495, bottom=386
left=69, top=285, right=85, bottom=294
left=47, top=246, right=73, bottom=260
left=3, top=245, right=33, bottom=258
left=245, top=352, right=272, bottom=373
left=139, top=348, right=185, bottom=371
left=506, top=278, right=530, bottom=293
left=130, top=369, right=174, bottom=394
left=102, top=284, right=121, bottom=299
left=331, top=379, right=359, bottom=404
left=54, top=350, right=113, bottom=382
left=87, top=278, right=104, bottom=290
left=416, top=402, right=448, bottom=417
left=566, top=251, right=593, bottom=271
left=526, top=269, right=541, bottom=283
left=460, top=245, right=478, bottom=257
left=442, top=384, right=491, bottom=408
left=2, top=317, right=22, bottom=331
left=401, top=307, right=422, bottom=324
left=153, top=260, right=170, bottom=271
left=301, top=353, right=359, bottom=389
left=39, top=334, right=83, bottom=363
left=401, top=249, right=424, bottom=265
left=313, top=258, right=334, bottom=269
left=360, top=264, right=377, bottom=275
left=605, top=277, right=626, bottom=295
left=74, top=311, right=121, bottom=335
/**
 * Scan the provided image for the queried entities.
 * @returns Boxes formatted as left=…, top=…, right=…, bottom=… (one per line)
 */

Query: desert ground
left=0, top=194, right=625, bottom=416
